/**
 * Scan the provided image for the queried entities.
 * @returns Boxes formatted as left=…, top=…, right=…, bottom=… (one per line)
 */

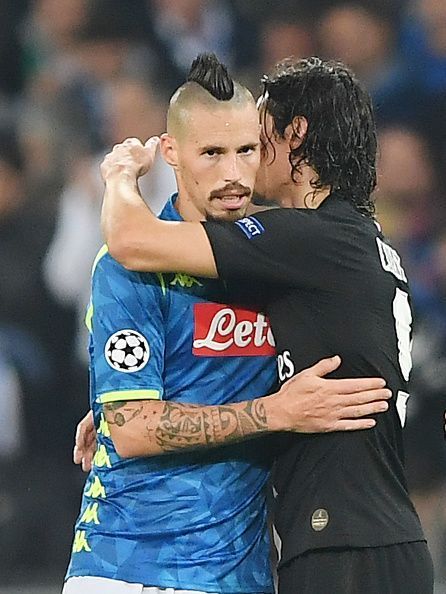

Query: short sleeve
left=90, top=252, right=165, bottom=405
left=203, top=209, right=342, bottom=291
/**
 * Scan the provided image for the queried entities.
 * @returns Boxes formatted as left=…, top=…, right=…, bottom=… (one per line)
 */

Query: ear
left=285, top=116, right=308, bottom=150
left=160, top=133, right=179, bottom=169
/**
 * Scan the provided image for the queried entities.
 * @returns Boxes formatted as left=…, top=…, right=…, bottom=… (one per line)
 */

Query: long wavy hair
left=260, top=57, right=377, bottom=216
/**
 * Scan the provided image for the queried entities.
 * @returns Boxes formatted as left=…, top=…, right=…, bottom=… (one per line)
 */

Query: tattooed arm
left=104, top=399, right=269, bottom=458
left=103, top=356, right=390, bottom=458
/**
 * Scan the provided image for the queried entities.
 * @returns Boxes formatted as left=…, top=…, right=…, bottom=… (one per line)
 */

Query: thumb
left=308, top=355, right=342, bottom=378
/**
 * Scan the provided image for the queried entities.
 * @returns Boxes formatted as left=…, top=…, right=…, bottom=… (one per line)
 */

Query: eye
left=201, top=147, right=221, bottom=157
left=238, top=145, right=257, bottom=155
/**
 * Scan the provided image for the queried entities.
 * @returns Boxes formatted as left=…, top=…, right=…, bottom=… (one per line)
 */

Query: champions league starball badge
left=105, top=329, right=150, bottom=373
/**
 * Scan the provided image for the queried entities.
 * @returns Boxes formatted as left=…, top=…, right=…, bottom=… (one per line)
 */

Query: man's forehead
left=185, top=103, right=260, bottom=135
left=188, top=101, right=258, bottom=120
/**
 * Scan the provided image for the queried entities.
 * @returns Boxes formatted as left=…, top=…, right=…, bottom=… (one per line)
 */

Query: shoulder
left=244, top=207, right=333, bottom=244
left=92, top=245, right=163, bottom=293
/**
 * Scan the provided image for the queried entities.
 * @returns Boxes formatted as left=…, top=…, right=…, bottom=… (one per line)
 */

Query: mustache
left=210, top=183, right=251, bottom=199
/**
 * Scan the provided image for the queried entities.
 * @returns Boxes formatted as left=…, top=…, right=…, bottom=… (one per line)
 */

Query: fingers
left=342, top=399, right=389, bottom=419
left=82, top=453, right=94, bottom=473
left=341, top=388, right=392, bottom=405
left=75, top=410, right=94, bottom=446
left=144, top=136, right=160, bottom=148
left=332, top=418, right=377, bottom=431
left=74, top=411, right=96, bottom=467
left=329, top=376, right=386, bottom=394
left=304, top=355, right=342, bottom=378
left=73, top=445, right=82, bottom=465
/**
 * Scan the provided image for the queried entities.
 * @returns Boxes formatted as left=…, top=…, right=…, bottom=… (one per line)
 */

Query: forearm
left=102, top=174, right=217, bottom=276
left=101, top=174, right=160, bottom=269
left=104, top=395, right=281, bottom=458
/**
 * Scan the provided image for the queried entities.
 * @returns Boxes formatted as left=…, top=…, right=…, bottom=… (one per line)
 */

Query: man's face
left=255, top=110, right=293, bottom=203
left=173, top=102, right=261, bottom=221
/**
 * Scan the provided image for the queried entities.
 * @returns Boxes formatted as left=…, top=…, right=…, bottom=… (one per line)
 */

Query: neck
left=277, top=164, right=331, bottom=209
left=175, top=192, right=206, bottom=222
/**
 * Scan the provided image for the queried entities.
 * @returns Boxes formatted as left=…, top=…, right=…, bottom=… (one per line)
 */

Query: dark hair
left=261, top=57, right=377, bottom=216
left=187, top=53, right=234, bottom=101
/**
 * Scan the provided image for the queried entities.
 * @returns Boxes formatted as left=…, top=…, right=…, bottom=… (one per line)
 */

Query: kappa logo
left=170, top=273, right=203, bottom=288
left=235, top=216, right=265, bottom=239
left=193, top=303, right=275, bottom=357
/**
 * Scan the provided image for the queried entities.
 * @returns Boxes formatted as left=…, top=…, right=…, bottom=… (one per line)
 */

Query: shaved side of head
left=167, top=81, right=255, bottom=141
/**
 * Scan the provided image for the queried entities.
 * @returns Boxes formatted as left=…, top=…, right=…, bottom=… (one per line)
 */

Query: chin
left=206, top=209, right=245, bottom=223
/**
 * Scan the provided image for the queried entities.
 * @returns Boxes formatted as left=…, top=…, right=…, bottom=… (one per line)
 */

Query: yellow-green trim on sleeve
left=91, top=244, right=109, bottom=276
left=97, top=389, right=162, bottom=404
left=85, top=301, right=94, bottom=332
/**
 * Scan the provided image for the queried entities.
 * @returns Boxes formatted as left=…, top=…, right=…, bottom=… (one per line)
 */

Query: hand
left=73, top=410, right=97, bottom=472
left=269, top=356, right=391, bottom=433
left=100, top=136, right=160, bottom=182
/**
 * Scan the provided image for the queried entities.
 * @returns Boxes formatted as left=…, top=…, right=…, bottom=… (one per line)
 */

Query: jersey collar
left=159, top=193, right=183, bottom=222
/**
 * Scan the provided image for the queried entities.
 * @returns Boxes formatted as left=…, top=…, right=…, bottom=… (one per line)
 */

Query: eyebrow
left=200, top=145, right=224, bottom=153
left=199, top=142, right=260, bottom=152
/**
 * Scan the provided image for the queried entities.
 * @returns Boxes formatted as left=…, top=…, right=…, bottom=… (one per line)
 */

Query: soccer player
left=64, top=56, right=391, bottom=594
left=100, top=57, right=434, bottom=593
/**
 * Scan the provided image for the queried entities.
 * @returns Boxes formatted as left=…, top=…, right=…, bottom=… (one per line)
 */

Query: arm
left=104, top=355, right=390, bottom=458
left=101, top=137, right=217, bottom=276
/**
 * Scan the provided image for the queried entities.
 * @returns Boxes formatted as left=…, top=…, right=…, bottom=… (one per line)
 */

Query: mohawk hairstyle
left=187, top=53, right=234, bottom=101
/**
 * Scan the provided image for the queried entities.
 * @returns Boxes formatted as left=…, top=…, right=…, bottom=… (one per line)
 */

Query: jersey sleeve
left=203, top=209, right=342, bottom=291
left=90, top=251, right=165, bottom=405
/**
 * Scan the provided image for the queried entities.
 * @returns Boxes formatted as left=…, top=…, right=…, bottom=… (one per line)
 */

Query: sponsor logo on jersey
left=193, top=303, right=275, bottom=356
left=235, top=216, right=265, bottom=239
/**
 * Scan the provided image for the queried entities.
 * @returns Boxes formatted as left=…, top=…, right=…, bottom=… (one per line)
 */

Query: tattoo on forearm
left=104, top=401, right=144, bottom=427
left=103, top=399, right=269, bottom=454
left=155, top=400, right=268, bottom=452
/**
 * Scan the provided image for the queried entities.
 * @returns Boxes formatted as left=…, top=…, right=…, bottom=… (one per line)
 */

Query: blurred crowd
left=0, top=0, right=445, bottom=589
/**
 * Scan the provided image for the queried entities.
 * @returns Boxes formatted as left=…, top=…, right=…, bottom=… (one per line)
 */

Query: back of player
left=203, top=197, right=434, bottom=593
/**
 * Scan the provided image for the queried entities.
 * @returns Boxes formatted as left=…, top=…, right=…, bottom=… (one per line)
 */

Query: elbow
left=112, top=438, right=139, bottom=459
left=113, top=441, right=147, bottom=460
left=111, top=435, right=160, bottom=459
left=107, top=235, right=144, bottom=271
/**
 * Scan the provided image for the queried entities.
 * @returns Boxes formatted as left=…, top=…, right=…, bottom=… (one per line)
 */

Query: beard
left=205, top=206, right=247, bottom=222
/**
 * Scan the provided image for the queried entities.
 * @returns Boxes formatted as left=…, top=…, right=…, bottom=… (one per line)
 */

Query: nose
left=223, top=154, right=241, bottom=183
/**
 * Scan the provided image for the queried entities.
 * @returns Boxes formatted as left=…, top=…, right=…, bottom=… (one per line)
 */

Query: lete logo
left=193, top=303, right=275, bottom=356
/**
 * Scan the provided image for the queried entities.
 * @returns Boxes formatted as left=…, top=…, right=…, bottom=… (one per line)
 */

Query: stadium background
left=0, top=0, right=445, bottom=592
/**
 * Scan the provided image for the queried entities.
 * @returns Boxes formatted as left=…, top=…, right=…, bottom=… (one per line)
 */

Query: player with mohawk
left=64, top=55, right=391, bottom=594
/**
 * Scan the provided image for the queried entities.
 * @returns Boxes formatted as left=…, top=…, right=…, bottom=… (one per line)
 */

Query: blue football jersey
left=66, top=195, right=277, bottom=593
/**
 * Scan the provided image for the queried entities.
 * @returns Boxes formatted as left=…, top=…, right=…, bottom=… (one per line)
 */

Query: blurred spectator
left=0, top=126, right=84, bottom=582
left=18, top=0, right=154, bottom=192
left=259, top=13, right=315, bottom=73
left=20, top=0, right=88, bottom=81
left=141, top=0, right=259, bottom=92
left=317, top=1, right=421, bottom=124
left=400, top=0, right=446, bottom=182
left=44, top=78, right=176, bottom=364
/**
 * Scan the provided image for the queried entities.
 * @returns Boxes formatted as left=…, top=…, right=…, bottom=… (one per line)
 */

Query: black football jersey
left=203, top=193, right=425, bottom=565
